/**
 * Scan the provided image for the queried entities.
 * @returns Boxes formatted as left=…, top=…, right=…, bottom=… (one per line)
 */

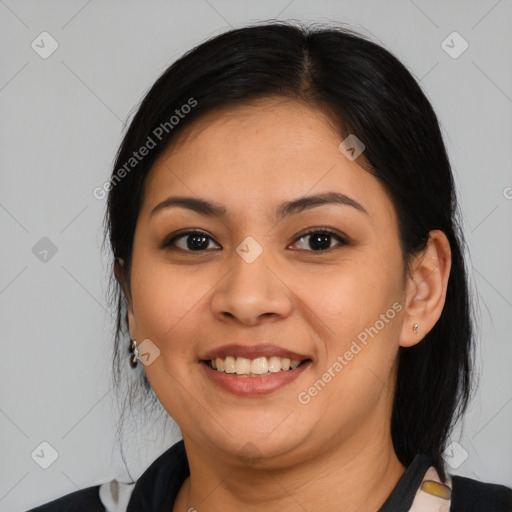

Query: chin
left=201, top=426, right=308, bottom=467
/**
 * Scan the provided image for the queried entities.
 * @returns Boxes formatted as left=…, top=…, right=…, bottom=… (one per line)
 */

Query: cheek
left=129, top=254, right=212, bottom=355
left=128, top=256, right=212, bottom=414
left=308, top=253, right=403, bottom=340
left=304, top=250, right=404, bottom=403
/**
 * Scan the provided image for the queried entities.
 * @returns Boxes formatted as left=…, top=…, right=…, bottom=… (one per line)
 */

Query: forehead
left=140, top=98, right=395, bottom=225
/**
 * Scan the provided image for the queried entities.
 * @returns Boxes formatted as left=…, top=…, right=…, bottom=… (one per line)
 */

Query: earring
left=413, top=323, right=420, bottom=336
left=129, top=338, right=139, bottom=368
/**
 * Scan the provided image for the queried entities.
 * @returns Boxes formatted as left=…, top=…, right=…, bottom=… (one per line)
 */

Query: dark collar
left=127, top=440, right=433, bottom=511
left=378, top=453, right=434, bottom=511
left=127, top=440, right=189, bottom=512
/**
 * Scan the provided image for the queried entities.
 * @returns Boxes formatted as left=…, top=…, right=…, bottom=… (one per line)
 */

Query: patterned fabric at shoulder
left=99, top=479, right=136, bottom=512
left=408, top=466, right=452, bottom=512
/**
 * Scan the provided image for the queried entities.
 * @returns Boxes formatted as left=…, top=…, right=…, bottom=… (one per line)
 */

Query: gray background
left=1, top=0, right=511, bottom=510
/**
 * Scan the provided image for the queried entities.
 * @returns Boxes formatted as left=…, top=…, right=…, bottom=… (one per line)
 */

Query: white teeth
left=224, top=356, right=236, bottom=373
left=235, top=357, right=251, bottom=375
left=209, top=356, right=303, bottom=375
left=268, top=356, right=282, bottom=372
left=251, top=357, right=268, bottom=375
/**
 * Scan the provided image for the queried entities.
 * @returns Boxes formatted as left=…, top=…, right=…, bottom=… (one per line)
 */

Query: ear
left=399, top=230, right=451, bottom=348
left=114, top=258, right=137, bottom=340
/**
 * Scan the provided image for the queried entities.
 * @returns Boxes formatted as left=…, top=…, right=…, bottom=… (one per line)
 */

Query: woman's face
left=125, top=97, right=409, bottom=468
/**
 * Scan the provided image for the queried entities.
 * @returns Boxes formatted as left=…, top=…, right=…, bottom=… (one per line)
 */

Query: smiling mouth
left=204, top=356, right=310, bottom=377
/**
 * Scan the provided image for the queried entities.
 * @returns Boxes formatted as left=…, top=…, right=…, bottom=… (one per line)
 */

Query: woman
left=29, top=20, right=512, bottom=512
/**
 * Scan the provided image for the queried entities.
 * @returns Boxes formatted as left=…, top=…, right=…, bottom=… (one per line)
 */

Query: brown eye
left=289, top=228, right=348, bottom=252
left=163, top=230, right=221, bottom=252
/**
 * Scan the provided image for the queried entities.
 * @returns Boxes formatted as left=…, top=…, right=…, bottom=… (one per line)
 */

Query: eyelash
left=162, top=227, right=349, bottom=253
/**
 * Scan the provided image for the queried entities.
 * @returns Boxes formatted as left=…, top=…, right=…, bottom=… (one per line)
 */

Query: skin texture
left=116, top=97, right=452, bottom=511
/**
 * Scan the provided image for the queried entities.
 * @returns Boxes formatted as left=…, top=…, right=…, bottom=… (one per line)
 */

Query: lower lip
left=201, top=360, right=312, bottom=396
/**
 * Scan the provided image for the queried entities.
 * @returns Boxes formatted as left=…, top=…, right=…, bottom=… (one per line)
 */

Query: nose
left=210, top=246, right=293, bottom=326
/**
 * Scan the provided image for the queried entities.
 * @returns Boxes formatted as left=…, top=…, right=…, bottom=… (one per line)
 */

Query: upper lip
left=200, top=344, right=311, bottom=362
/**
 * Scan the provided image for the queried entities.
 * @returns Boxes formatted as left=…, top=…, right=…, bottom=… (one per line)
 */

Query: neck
left=173, top=426, right=406, bottom=512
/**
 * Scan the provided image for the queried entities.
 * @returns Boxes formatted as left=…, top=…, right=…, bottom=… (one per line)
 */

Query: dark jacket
left=27, top=440, right=512, bottom=511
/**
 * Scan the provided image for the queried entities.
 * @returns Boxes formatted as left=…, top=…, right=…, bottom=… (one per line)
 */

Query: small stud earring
left=413, top=323, right=420, bottom=336
left=129, top=338, right=139, bottom=368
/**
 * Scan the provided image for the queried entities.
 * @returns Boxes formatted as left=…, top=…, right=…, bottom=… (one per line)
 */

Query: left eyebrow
left=275, top=191, right=368, bottom=218
left=149, top=191, right=368, bottom=219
